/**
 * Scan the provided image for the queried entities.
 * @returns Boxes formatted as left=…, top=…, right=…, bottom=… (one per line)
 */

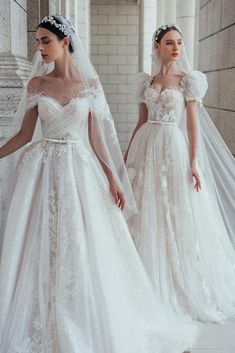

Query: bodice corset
left=37, top=96, right=90, bottom=140
left=144, top=87, right=185, bottom=125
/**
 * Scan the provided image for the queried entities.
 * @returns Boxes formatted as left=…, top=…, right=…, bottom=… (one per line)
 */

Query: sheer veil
left=1, top=15, right=137, bottom=233
left=151, top=27, right=235, bottom=247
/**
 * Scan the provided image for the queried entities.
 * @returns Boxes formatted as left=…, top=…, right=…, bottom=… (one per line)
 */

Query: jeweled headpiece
left=154, top=24, right=181, bottom=42
left=40, top=15, right=73, bottom=36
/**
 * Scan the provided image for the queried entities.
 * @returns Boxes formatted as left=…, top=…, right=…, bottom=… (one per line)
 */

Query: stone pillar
left=27, top=0, right=42, bottom=60
left=164, top=0, right=176, bottom=24
left=176, top=0, right=196, bottom=66
left=0, top=0, right=32, bottom=238
left=58, top=0, right=90, bottom=51
left=140, top=0, right=157, bottom=73
left=157, top=0, right=165, bottom=26
left=74, top=0, right=90, bottom=51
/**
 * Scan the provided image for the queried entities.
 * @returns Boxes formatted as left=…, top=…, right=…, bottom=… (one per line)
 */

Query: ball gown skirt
left=0, top=95, right=197, bottom=353
left=126, top=73, right=235, bottom=323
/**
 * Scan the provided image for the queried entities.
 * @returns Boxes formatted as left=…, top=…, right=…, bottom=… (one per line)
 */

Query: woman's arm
left=0, top=106, right=38, bottom=159
left=88, top=112, right=125, bottom=209
left=186, top=100, right=201, bottom=191
left=124, top=103, right=148, bottom=163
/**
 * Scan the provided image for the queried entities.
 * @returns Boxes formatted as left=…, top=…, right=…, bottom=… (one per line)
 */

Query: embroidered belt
left=43, top=138, right=81, bottom=144
left=147, top=121, right=177, bottom=126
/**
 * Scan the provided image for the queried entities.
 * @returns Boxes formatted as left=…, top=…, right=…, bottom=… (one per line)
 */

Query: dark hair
left=37, top=16, right=73, bottom=53
left=155, top=25, right=181, bottom=44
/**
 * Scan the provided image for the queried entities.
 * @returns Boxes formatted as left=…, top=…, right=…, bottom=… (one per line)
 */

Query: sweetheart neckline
left=146, top=86, right=184, bottom=96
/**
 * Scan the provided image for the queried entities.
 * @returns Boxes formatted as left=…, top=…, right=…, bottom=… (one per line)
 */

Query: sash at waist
left=147, top=121, right=177, bottom=126
left=43, top=138, right=81, bottom=144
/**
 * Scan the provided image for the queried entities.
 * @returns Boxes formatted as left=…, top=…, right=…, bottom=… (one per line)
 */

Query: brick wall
left=90, top=0, right=139, bottom=151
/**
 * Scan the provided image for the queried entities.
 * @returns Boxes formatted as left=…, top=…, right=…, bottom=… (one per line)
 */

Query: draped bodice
left=37, top=95, right=90, bottom=140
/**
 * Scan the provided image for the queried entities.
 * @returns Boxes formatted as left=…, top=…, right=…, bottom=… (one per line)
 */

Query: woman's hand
left=109, top=178, right=125, bottom=210
left=190, top=162, right=201, bottom=192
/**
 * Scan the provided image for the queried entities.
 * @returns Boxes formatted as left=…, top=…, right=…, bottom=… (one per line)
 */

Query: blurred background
left=0, top=1, right=235, bottom=351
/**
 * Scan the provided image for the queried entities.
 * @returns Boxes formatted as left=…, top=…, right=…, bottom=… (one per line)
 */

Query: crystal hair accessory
left=154, top=24, right=181, bottom=42
left=40, top=15, right=74, bottom=36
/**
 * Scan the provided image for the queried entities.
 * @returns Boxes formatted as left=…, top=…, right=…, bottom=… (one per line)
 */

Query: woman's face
left=36, top=27, right=68, bottom=63
left=155, top=30, right=182, bottom=63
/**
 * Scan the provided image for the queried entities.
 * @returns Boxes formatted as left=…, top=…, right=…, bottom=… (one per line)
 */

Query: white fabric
left=4, top=15, right=137, bottom=221
left=0, top=92, right=198, bottom=352
left=150, top=29, right=235, bottom=248
left=127, top=71, right=235, bottom=323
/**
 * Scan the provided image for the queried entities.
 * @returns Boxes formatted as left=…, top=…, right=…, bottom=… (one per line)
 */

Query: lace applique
left=26, top=76, right=101, bottom=109
left=144, top=87, right=184, bottom=124
left=18, top=140, right=92, bottom=168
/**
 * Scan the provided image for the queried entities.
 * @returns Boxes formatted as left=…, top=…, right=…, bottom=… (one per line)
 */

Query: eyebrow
left=165, top=39, right=182, bottom=42
left=36, top=36, right=50, bottom=42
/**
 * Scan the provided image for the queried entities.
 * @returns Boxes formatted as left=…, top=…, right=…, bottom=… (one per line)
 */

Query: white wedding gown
left=0, top=89, right=197, bottom=353
left=126, top=71, right=235, bottom=323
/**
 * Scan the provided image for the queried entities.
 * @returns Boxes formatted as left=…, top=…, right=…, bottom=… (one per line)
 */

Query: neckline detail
left=38, top=95, right=84, bottom=110
left=149, top=73, right=186, bottom=94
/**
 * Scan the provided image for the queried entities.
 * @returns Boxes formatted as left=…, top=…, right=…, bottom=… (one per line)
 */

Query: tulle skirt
left=0, top=139, right=197, bottom=353
left=126, top=122, right=235, bottom=323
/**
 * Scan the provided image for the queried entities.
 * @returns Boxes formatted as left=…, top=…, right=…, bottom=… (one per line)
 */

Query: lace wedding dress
left=126, top=70, right=235, bottom=323
left=0, top=86, right=197, bottom=353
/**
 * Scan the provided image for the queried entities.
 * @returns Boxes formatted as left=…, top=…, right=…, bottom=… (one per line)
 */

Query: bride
left=125, top=24, right=235, bottom=323
left=0, top=16, right=196, bottom=353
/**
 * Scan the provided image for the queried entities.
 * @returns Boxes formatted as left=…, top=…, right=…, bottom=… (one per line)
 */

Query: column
left=176, top=0, right=196, bottom=66
left=0, top=0, right=31, bottom=239
left=140, top=0, right=157, bottom=73
left=164, top=0, right=177, bottom=24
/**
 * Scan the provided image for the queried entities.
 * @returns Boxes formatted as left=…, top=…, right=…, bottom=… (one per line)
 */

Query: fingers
left=110, top=185, right=125, bottom=210
left=192, top=173, right=201, bottom=192
left=117, top=190, right=125, bottom=210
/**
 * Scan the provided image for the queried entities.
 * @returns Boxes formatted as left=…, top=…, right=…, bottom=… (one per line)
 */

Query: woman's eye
left=42, top=40, right=51, bottom=44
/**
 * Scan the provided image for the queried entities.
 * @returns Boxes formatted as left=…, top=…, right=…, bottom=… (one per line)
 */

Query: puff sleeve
left=181, top=70, right=208, bottom=106
left=136, top=72, right=151, bottom=104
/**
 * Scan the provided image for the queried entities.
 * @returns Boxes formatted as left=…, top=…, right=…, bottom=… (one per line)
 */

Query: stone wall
left=199, top=0, right=235, bottom=154
left=0, top=0, right=31, bottom=239
left=90, top=0, right=139, bottom=152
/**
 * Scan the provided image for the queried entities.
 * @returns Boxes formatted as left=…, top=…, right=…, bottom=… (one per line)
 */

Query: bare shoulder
left=27, top=76, right=44, bottom=93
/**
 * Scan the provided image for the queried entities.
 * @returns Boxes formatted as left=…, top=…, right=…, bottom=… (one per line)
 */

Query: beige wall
left=199, top=0, right=235, bottom=154
left=90, top=0, right=139, bottom=151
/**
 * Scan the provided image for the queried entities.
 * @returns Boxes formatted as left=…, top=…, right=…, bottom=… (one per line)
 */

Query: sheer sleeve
left=181, top=70, right=208, bottom=106
left=88, top=85, right=137, bottom=218
left=136, top=72, right=151, bottom=104
left=25, top=77, right=41, bottom=110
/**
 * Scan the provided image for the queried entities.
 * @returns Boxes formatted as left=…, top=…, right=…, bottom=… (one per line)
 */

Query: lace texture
left=0, top=93, right=197, bottom=353
left=127, top=70, right=235, bottom=323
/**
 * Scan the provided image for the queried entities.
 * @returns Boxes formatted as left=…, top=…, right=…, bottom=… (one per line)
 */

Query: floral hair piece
left=41, top=15, right=73, bottom=36
left=154, top=24, right=181, bottom=42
